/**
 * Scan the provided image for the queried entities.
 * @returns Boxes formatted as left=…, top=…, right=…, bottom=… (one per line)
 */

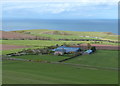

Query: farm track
left=2, top=56, right=119, bottom=71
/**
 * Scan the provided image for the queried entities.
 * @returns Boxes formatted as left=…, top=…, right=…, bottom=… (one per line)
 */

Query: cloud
left=2, top=0, right=118, bottom=19
left=3, top=2, right=71, bottom=14
left=2, top=0, right=119, bottom=5
left=2, top=0, right=119, bottom=2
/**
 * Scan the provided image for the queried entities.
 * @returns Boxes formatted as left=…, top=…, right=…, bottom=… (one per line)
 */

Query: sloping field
left=64, top=50, right=118, bottom=68
left=0, top=31, right=49, bottom=40
left=13, top=29, right=119, bottom=41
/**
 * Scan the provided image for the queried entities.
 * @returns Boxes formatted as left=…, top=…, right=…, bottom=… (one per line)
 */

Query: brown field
left=1, top=44, right=28, bottom=50
left=72, top=44, right=120, bottom=50
left=0, top=31, right=49, bottom=40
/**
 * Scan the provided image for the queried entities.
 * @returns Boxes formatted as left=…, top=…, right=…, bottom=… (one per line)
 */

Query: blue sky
left=2, top=0, right=118, bottom=19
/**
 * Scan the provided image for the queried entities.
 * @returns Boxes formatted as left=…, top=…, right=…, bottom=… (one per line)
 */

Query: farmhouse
left=52, top=46, right=81, bottom=55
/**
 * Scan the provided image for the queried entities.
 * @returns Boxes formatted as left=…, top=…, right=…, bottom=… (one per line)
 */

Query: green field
left=2, top=50, right=118, bottom=84
left=65, top=50, right=118, bottom=68
left=3, top=60, right=118, bottom=84
left=1, top=39, right=119, bottom=55
left=10, top=50, right=118, bottom=68
left=12, top=54, right=71, bottom=62
left=1, top=29, right=119, bottom=84
left=2, top=40, right=118, bottom=46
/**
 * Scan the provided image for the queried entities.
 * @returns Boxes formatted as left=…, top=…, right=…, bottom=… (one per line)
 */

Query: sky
left=2, top=0, right=119, bottom=19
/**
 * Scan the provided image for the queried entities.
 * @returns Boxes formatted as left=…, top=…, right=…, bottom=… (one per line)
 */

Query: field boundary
left=2, top=57, right=119, bottom=71
left=58, top=54, right=81, bottom=62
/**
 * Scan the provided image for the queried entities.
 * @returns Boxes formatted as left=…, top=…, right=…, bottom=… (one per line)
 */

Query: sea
left=2, top=19, right=118, bottom=35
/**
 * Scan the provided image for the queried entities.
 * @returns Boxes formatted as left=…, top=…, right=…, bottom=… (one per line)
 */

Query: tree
left=91, top=46, right=96, bottom=52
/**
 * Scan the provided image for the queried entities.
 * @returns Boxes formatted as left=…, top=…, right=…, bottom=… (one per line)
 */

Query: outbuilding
left=52, top=46, right=81, bottom=54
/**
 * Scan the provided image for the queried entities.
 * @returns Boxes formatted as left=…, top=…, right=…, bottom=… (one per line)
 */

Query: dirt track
left=0, top=44, right=28, bottom=50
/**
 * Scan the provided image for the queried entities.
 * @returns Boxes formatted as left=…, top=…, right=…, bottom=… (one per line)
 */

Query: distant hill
left=11, top=29, right=119, bottom=41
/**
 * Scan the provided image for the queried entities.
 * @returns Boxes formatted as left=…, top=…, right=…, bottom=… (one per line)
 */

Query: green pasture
left=2, top=30, right=119, bottom=84
left=2, top=40, right=81, bottom=46
left=65, top=50, right=118, bottom=68
left=12, top=54, right=71, bottom=62
left=2, top=40, right=119, bottom=47
left=32, top=33, right=100, bottom=40
left=3, top=60, right=118, bottom=84
left=9, top=50, right=118, bottom=68
left=2, top=48, right=37, bottom=55
left=1, top=40, right=119, bottom=55
left=2, top=40, right=119, bottom=84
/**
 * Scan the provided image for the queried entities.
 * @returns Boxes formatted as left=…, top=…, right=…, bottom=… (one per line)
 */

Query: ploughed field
left=2, top=50, right=118, bottom=84
left=0, top=31, right=49, bottom=40
left=1, top=44, right=29, bottom=50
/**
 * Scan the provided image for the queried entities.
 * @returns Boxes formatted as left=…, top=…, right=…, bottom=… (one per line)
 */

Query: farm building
left=53, top=49, right=66, bottom=55
left=52, top=46, right=81, bottom=54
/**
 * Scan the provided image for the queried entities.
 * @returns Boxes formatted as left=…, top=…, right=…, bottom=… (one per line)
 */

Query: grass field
left=12, top=54, right=71, bottom=62
left=2, top=50, right=118, bottom=84
left=1, top=39, right=119, bottom=55
left=1, top=29, right=119, bottom=84
left=3, top=60, right=118, bottom=84
left=10, top=50, right=118, bottom=68
left=2, top=40, right=118, bottom=46
left=65, top=50, right=118, bottom=68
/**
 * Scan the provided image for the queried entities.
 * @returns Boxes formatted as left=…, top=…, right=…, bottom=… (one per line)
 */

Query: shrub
left=91, top=46, right=96, bottom=52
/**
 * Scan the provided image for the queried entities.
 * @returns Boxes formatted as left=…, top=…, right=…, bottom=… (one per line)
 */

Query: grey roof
left=53, top=46, right=81, bottom=53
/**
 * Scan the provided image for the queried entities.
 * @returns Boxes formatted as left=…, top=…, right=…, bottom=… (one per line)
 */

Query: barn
left=52, top=46, right=81, bottom=54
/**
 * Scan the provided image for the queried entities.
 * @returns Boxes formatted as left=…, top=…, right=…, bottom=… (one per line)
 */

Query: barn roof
left=53, top=46, right=81, bottom=53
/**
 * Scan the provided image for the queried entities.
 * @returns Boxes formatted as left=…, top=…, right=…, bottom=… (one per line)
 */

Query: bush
left=91, top=46, right=96, bottom=52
